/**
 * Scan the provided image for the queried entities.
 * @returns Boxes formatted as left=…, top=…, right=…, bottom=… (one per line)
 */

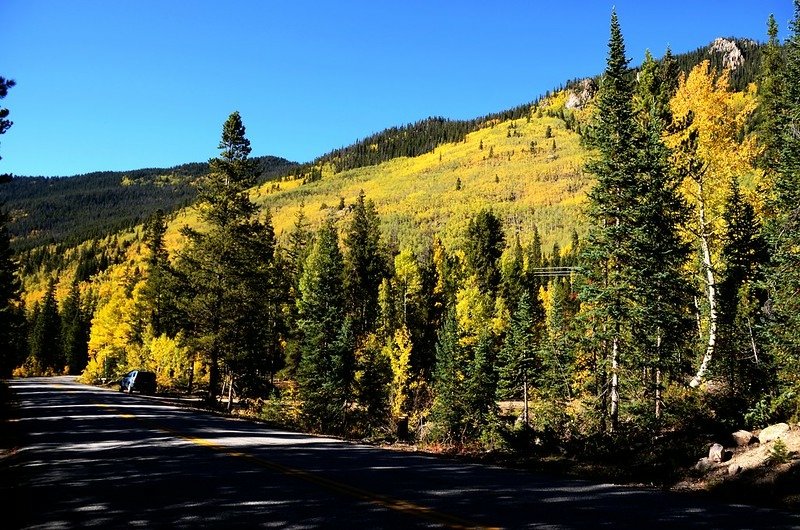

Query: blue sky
left=0, top=1, right=794, bottom=177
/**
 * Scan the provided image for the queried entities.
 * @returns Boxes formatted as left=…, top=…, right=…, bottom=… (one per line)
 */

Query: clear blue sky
left=0, top=1, right=794, bottom=177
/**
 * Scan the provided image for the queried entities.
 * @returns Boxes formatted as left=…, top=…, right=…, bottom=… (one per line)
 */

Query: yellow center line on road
left=99, top=404, right=499, bottom=530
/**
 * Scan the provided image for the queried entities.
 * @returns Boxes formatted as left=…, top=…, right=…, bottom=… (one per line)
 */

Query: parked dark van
left=119, top=370, right=157, bottom=394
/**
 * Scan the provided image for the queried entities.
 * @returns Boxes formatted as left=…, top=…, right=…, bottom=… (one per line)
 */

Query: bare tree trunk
left=690, top=179, right=719, bottom=388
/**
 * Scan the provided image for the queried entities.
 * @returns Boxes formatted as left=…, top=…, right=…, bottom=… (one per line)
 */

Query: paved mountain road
left=3, top=377, right=798, bottom=529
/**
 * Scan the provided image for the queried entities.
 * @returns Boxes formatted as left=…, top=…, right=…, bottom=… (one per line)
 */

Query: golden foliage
left=388, top=325, right=413, bottom=418
left=667, top=61, right=760, bottom=221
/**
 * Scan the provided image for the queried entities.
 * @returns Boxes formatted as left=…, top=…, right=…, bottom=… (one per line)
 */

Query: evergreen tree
left=141, top=209, right=176, bottom=337
left=719, top=177, right=769, bottom=396
left=408, top=242, right=444, bottom=380
left=524, top=225, right=544, bottom=297
left=501, top=234, right=525, bottom=311
left=756, top=14, right=786, bottom=186
left=498, top=292, right=544, bottom=426
left=282, top=206, right=313, bottom=376
left=286, top=205, right=312, bottom=292
left=765, top=2, right=800, bottom=411
left=629, top=48, right=693, bottom=419
left=0, top=76, right=14, bottom=166
left=28, top=279, right=62, bottom=373
left=173, top=112, right=278, bottom=403
left=297, top=217, right=354, bottom=433
left=60, top=280, right=90, bottom=375
left=430, top=309, right=467, bottom=444
left=344, top=190, right=386, bottom=337
left=0, top=209, right=23, bottom=376
left=542, top=278, right=578, bottom=401
left=580, top=10, right=640, bottom=431
left=0, top=76, right=22, bottom=376
left=463, top=331, right=499, bottom=439
left=464, top=209, right=505, bottom=296
left=356, top=334, right=392, bottom=432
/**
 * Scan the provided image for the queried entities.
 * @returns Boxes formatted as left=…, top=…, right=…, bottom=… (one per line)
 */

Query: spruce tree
left=28, top=279, right=61, bottom=374
left=141, top=209, right=176, bottom=337
left=719, top=178, right=768, bottom=395
left=344, top=190, right=386, bottom=338
left=463, top=331, right=499, bottom=440
left=580, top=10, right=640, bottom=431
left=0, top=208, right=22, bottom=376
left=297, top=217, right=354, bottom=433
left=766, top=1, right=800, bottom=408
left=501, top=234, right=525, bottom=311
left=0, top=76, right=22, bottom=376
left=629, top=48, right=693, bottom=419
left=355, top=335, right=391, bottom=433
left=174, top=112, right=278, bottom=403
left=464, top=209, right=505, bottom=296
left=756, top=14, right=786, bottom=186
left=524, top=226, right=544, bottom=299
left=542, top=278, right=577, bottom=401
left=430, top=309, right=467, bottom=444
left=498, top=291, right=544, bottom=424
left=0, top=76, right=14, bottom=163
left=60, top=280, right=90, bottom=375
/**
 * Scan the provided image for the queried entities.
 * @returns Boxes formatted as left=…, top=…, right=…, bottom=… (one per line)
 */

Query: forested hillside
left=3, top=10, right=799, bottom=485
left=0, top=155, right=295, bottom=250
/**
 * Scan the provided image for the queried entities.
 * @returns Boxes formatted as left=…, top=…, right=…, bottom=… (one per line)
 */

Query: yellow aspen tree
left=83, top=266, right=144, bottom=382
left=389, top=325, right=413, bottom=417
left=667, top=61, right=758, bottom=387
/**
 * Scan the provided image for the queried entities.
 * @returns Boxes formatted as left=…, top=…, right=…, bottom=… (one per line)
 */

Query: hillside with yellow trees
left=7, top=12, right=800, bottom=500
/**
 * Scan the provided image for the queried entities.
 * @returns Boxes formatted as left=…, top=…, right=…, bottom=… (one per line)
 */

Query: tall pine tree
left=28, top=279, right=62, bottom=374
left=719, top=177, right=768, bottom=397
left=297, top=217, right=354, bottom=433
left=629, top=49, right=692, bottom=419
left=174, top=112, right=278, bottom=403
left=60, top=280, right=90, bottom=375
left=580, top=10, right=640, bottom=432
left=344, top=190, right=386, bottom=338
left=0, top=76, right=22, bottom=376
left=765, top=1, right=800, bottom=415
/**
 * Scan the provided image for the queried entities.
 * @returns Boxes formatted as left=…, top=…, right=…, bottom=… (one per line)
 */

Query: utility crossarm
left=526, top=267, right=576, bottom=277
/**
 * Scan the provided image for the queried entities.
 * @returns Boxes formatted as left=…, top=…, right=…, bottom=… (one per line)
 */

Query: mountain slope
left=0, top=155, right=295, bottom=250
left=248, top=106, right=587, bottom=255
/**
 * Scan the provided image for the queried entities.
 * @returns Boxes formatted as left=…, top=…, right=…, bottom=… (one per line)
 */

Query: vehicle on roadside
left=119, top=370, right=157, bottom=394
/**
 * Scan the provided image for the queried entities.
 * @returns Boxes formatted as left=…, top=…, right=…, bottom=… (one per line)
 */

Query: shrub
left=768, top=438, right=790, bottom=465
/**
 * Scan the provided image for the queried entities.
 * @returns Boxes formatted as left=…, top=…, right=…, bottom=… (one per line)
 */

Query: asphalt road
left=3, top=376, right=799, bottom=529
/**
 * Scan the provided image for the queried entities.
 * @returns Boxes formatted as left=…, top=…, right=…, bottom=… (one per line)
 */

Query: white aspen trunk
left=523, top=371, right=529, bottom=427
left=694, top=296, right=703, bottom=341
left=610, top=334, right=619, bottom=431
left=227, top=373, right=234, bottom=412
left=655, top=333, right=663, bottom=419
left=748, top=320, right=760, bottom=364
left=690, top=178, right=719, bottom=388
left=655, top=368, right=662, bottom=419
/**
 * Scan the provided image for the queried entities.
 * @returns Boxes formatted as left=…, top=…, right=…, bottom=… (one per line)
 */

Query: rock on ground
left=759, top=423, right=790, bottom=443
left=709, top=443, right=725, bottom=463
left=731, top=430, right=755, bottom=447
